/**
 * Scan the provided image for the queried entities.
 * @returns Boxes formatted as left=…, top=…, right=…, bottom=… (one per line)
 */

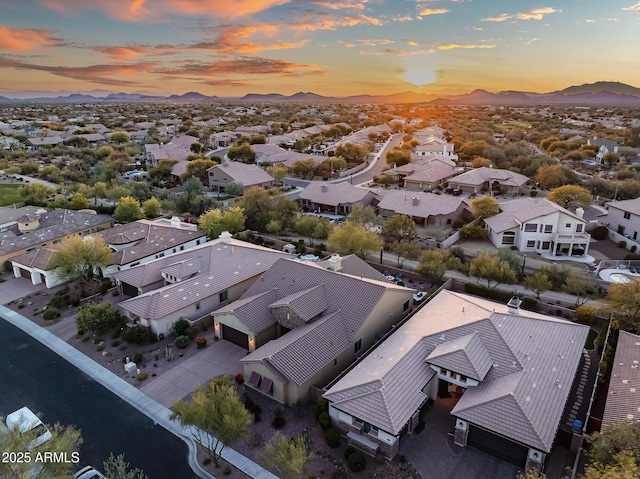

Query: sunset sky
left=1, top=0, right=640, bottom=98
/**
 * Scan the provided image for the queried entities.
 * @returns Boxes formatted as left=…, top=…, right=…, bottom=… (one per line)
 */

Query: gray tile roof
left=450, top=167, right=529, bottom=187
left=0, top=209, right=112, bottom=257
left=404, top=164, right=457, bottom=183
left=208, top=161, right=274, bottom=186
left=324, top=290, right=588, bottom=452
left=269, top=284, right=328, bottom=323
left=215, top=290, right=278, bottom=333
left=426, top=332, right=493, bottom=381
left=298, top=182, right=373, bottom=207
left=316, top=254, right=387, bottom=282
left=0, top=206, right=42, bottom=227
left=484, top=198, right=586, bottom=233
left=377, top=190, right=466, bottom=218
left=116, top=239, right=291, bottom=320
left=602, top=331, right=640, bottom=429
left=96, top=220, right=206, bottom=266
left=606, top=197, right=640, bottom=216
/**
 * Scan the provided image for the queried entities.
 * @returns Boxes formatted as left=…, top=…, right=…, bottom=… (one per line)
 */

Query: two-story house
left=484, top=198, right=591, bottom=258
left=605, top=197, right=640, bottom=246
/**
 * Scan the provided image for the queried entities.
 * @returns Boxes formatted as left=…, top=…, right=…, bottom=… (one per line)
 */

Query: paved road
left=0, top=319, right=198, bottom=479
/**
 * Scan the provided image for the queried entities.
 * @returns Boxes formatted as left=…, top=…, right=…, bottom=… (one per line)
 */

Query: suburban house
left=207, top=162, right=275, bottom=194
left=24, top=136, right=65, bottom=149
left=323, top=290, right=589, bottom=473
left=0, top=205, right=43, bottom=229
left=601, top=331, right=640, bottom=430
left=382, top=156, right=457, bottom=192
left=114, top=233, right=292, bottom=336
left=414, top=136, right=458, bottom=161
left=377, top=190, right=469, bottom=227
left=483, top=197, right=591, bottom=258
left=212, top=254, right=414, bottom=405
left=605, top=197, right=640, bottom=245
left=587, top=137, right=619, bottom=164
left=298, top=182, right=375, bottom=215
left=447, top=167, right=530, bottom=195
left=5, top=209, right=113, bottom=282
left=145, top=135, right=200, bottom=182
left=94, top=218, right=207, bottom=276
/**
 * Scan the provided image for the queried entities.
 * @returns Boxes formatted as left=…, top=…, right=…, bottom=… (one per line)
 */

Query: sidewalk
left=0, top=304, right=278, bottom=479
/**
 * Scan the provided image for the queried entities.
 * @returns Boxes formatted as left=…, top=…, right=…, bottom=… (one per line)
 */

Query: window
left=565, top=223, right=571, bottom=228
left=354, top=339, right=362, bottom=353
left=53, top=239, right=61, bottom=244
left=502, top=231, right=515, bottom=245
left=130, top=262, right=140, bottom=267
left=542, top=241, right=550, bottom=250
left=403, top=300, right=410, bottom=312
left=576, top=224, right=583, bottom=233
left=624, top=211, right=631, bottom=219
left=544, top=225, right=553, bottom=233
left=440, top=367, right=447, bottom=375
left=524, top=224, right=537, bottom=232
left=195, top=302, right=200, bottom=311
left=26, top=247, right=36, bottom=252
left=333, top=358, right=338, bottom=366
left=618, top=225, right=626, bottom=235
left=83, top=229, right=89, bottom=235
left=526, top=240, right=535, bottom=248
left=460, top=375, right=467, bottom=383
left=219, top=290, right=228, bottom=302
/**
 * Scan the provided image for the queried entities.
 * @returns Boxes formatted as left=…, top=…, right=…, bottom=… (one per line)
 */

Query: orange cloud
left=310, top=1, right=367, bottom=10
left=482, top=7, right=559, bottom=22
left=418, top=8, right=449, bottom=16
left=292, top=14, right=382, bottom=31
left=92, top=44, right=151, bottom=60
left=192, top=24, right=309, bottom=53
left=0, top=26, right=63, bottom=51
left=153, top=56, right=307, bottom=76
left=438, top=43, right=496, bottom=50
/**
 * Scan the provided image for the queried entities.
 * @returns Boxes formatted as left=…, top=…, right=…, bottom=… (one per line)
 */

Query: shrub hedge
left=464, top=283, right=537, bottom=310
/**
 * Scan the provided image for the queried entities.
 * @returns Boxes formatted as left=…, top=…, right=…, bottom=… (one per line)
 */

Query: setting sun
left=404, top=67, right=438, bottom=86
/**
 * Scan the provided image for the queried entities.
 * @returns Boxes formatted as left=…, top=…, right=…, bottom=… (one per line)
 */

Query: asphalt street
left=0, top=318, right=198, bottom=479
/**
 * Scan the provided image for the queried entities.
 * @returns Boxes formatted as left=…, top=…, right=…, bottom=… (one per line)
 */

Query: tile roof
left=269, top=284, right=328, bottom=323
left=602, top=331, right=640, bottom=429
left=298, top=182, right=373, bottom=207
left=377, top=190, right=466, bottom=218
left=484, top=198, right=586, bottom=233
left=316, top=254, right=388, bottom=282
left=215, top=290, right=278, bottom=333
left=426, top=332, right=493, bottom=381
left=404, top=164, right=457, bottom=183
left=9, top=247, right=55, bottom=270
left=324, top=290, right=588, bottom=452
left=208, top=161, right=274, bottom=186
left=115, top=239, right=291, bottom=320
left=0, top=209, right=112, bottom=257
left=606, top=197, right=640, bottom=216
left=450, top=167, right=529, bottom=187
left=96, top=220, right=205, bottom=266
left=0, top=206, right=42, bottom=227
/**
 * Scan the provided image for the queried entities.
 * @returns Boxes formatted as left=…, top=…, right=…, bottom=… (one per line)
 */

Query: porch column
left=454, top=418, right=468, bottom=447
left=525, top=448, right=545, bottom=474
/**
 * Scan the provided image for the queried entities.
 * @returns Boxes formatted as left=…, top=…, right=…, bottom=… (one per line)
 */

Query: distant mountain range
left=2, top=81, right=640, bottom=105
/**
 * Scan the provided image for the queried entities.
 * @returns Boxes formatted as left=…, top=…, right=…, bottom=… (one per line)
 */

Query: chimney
left=170, top=216, right=181, bottom=229
left=412, top=196, right=420, bottom=206
left=321, top=183, right=328, bottom=193
left=218, top=231, right=233, bottom=243
left=507, top=297, right=522, bottom=315
left=328, top=253, right=342, bottom=272
left=575, top=207, right=584, bottom=219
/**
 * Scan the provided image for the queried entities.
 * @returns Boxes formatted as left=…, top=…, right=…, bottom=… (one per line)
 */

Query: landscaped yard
left=494, top=120, right=531, bottom=131
left=0, top=184, right=25, bottom=206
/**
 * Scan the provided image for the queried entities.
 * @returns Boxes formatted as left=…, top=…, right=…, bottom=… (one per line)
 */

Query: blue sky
left=1, top=0, right=639, bottom=97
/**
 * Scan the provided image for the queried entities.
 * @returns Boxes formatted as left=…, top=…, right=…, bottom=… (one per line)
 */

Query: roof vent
left=321, top=183, right=328, bottom=193
left=412, top=196, right=419, bottom=206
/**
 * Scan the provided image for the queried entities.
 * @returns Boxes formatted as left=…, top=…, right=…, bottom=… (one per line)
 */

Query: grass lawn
left=494, top=121, right=532, bottom=131
left=0, top=184, right=25, bottom=206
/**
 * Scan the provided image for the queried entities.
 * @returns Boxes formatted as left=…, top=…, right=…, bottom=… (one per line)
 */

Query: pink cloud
left=0, top=26, right=63, bottom=51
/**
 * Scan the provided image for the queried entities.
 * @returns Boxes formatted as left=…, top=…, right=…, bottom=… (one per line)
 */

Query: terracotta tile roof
left=9, top=247, right=55, bottom=270
left=324, top=290, right=588, bottom=452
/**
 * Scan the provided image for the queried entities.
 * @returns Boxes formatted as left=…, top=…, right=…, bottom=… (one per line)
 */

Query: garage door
left=221, top=324, right=249, bottom=349
left=121, top=282, right=138, bottom=297
left=467, top=424, right=528, bottom=466
left=19, top=268, right=32, bottom=281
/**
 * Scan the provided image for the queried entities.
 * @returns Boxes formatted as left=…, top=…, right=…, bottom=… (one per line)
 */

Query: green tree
left=111, top=131, right=131, bottom=144
left=49, top=236, right=113, bottom=290
left=602, top=152, right=619, bottom=168
left=386, top=147, right=411, bottom=167
left=523, top=271, right=552, bottom=299
left=383, top=214, right=416, bottom=242
left=0, top=414, right=83, bottom=479
left=585, top=421, right=640, bottom=467
left=170, top=377, right=252, bottom=468
left=181, top=158, right=216, bottom=183
left=227, top=181, right=244, bottom=197
left=606, top=280, right=640, bottom=332
left=471, top=196, right=500, bottom=219
left=266, top=219, right=283, bottom=236
left=347, top=204, right=379, bottom=226
left=18, top=183, right=56, bottom=205
left=68, top=192, right=90, bottom=210
left=149, top=159, right=178, bottom=181
left=108, top=151, right=131, bottom=175
left=114, top=196, right=143, bottom=223
left=468, top=252, right=517, bottom=289
left=460, top=140, right=491, bottom=158
left=390, top=240, right=421, bottom=268
left=335, top=143, right=367, bottom=161
left=198, top=206, right=246, bottom=240
left=327, top=222, right=383, bottom=260
left=535, top=164, right=569, bottom=190
left=227, top=143, right=256, bottom=163
left=76, top=302, right=122, bottom=335
left=266, top=164, right=288, bottom=185
left=291, top=158, right=316, bottom=179
left=103, top=453, right=148, bottom=479
left=546, top=185, right=593, bottom=211
left=39, top=165, right=61, bottom=183
left=142, top=196, right=161, bottom=219
left=260, top=432, right=313, bottom=479
left=418, top=250, right=462, bottom=287
left=583, top=451, right=640, bottom=479
left=563, top=271, right=597, bottom=306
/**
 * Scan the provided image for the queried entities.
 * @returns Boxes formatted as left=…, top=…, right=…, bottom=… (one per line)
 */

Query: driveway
left=140, top=339, right=247, bottom=406
left=399, top=398, right=520, bottom=479
left=0, top=274, right=47, bottom=305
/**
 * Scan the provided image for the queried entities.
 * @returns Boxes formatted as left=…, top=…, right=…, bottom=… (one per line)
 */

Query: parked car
left=5, top=407, right=52, bottom=451
left=452, top=188, right=462, bottom=196
left=73, top=466, right=107, bottom=479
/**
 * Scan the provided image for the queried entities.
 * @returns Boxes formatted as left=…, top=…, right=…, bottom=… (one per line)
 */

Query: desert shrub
left=136, top=373, right=148, bottom=381
left=631, top=245, right=637, bottom=253
left=575, top=305, right=598, bottom=325
left=318, top=412, right=331, bottom=431
left=133, top=351, right=144, bottom=364
left=624, top=253, right=640, bottom=260
left=174, top=319, right=189, bottom=336
left=174, top=335, right=190, bottom=348
left=149, top=333, right=158, bottom=343
left=618, top=240, right=627, bottom=248
left=100, top=278, right=113, bottom=294
left=96, top=345, right=105, bottom=352
left=459, top=224, right=488, bottom=239
left=47, top=294, right=67, bottom=309
left=324, top=428, right=340, bottom=448
left=185, top=326, right=198, bottom=340
left=111, top=340, right=121, bottom=347
left=196, top=337, right=207, bottom=349
left=530, top=189, right=538, bottom=197
left=42, top=308, right=60, bottom=321
left=123, top=325, right=150, bottom=345
left=344, top=447, right=356, bottom=461
left=272, top=416, right=286, bottom=429
left=314, top=397, right=329, bottom=419
left=590, top=225, right=608, bottom=240
left=76, top=302, right=122, bottom=335
left=464, top=283, right=537, bottom=310
left=347, top=451, right=366, bottom=472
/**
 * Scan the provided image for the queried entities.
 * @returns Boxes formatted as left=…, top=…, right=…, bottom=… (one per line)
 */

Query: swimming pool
left=609, top=273, right=632, bottom=284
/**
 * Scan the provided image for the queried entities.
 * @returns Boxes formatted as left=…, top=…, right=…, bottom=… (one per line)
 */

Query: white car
left=74, top=465, right=107, bottom=479
left=5, top=407, right=52, bottom=451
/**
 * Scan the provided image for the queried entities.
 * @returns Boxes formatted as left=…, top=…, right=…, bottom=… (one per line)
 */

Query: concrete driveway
left=140, top=339, right=247, bottom=407
left=0, top=274, right=47, bottom=305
